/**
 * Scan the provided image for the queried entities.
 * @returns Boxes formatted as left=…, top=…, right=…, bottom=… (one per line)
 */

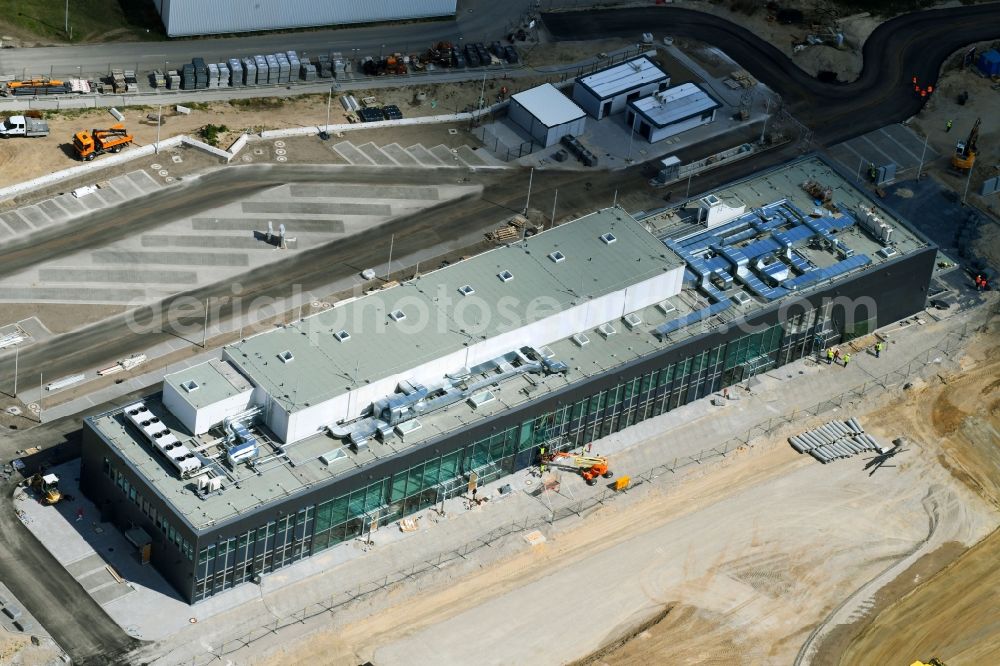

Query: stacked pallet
left=789, top=418, right=890, bottom=464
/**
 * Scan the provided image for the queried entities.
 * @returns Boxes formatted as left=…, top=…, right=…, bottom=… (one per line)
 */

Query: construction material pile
left=789, top=418, right=890, bottom=464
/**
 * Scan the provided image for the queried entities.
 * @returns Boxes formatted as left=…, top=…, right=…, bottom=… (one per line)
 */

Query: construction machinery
left=541, top=451, right=614, bottom=485
left=29, top=473, right=61, bottom=505
left=72, top=124, right=134, bottom=161
left=2, top=77, right=91, bottom=96
left=951, top=118, right=980, bottom=171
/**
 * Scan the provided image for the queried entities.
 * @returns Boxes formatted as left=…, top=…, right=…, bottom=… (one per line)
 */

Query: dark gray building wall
left=80, top=426, right=198, bottom=601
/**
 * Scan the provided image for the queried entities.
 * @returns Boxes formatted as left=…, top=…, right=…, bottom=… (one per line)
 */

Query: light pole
left=326, top=87, right=332, bottom=133
left=64, top=0, right=69, bottom=35
left=380, top=44, right=385, bottom=59
left=916, top=133, right=928, bottom=180
left=961, top=163, right=974, bottom=206
left=155, top=104, right=162, bottom=153
left=759, top=96, right=770, bottom=145
left=12, top=344, right=18, bottom=397
left=625, top=121, right=635, bottom=163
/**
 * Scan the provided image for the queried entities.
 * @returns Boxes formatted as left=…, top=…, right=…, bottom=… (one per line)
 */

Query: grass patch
left=229, top=97, right=288, bottom=110
left=0, top=0, right=164, bottom=44
left=198, top=124, right=229, bottom=147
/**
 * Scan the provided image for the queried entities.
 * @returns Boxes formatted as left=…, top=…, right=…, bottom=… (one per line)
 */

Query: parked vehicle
left=0, top=115, right=49, bottom=138
left=464, top=44, right=481, bottom=67
left=73, top=124, right=134, bottom=161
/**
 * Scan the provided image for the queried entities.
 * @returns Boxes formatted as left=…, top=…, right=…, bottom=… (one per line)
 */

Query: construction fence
left=186, top=317, right=984, bottom=665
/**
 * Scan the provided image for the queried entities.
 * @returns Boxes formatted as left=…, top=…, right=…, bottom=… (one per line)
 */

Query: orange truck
left=73, top=123, right=134, bottom=161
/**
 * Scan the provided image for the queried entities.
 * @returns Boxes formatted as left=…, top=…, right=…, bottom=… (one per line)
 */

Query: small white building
left=162, top=359, right=256, bottom=435
left=508, top=84, right=587, bottom=148
left=572, top=57, right=670, bottom=120
left=626, top=83, right=721, bottom=143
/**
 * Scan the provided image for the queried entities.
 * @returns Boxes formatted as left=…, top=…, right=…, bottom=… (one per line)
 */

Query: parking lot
left=825, top=123, right=939, bottom=182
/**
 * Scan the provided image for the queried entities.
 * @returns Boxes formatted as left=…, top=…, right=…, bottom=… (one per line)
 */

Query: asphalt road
left=0, top=476, right=139, bottom=666
left=0, top=0, right=537, bottom=78
left=543, top=3, right=1000, bottom=145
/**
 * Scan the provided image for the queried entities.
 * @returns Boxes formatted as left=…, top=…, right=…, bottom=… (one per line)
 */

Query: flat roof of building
left=163, top=359, right=253, bottom=410
left=226, top=207, right=682, bottom=413
left=576, top=56, right=669, bottom=100
left=629, top=83, right=721, bottom=128
left=510, top=83, right=586, bottom=128
left=89, top=156, right=933, bottom=533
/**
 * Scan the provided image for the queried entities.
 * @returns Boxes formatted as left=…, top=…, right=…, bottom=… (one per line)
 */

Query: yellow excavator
left=951, top=118, right=980, bottom=171
left=29, top=473, right=62, bottom=505
left=910, top=659, right=947, bottom=666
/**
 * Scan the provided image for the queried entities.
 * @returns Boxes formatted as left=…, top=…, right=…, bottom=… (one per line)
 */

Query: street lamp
left=155, top=104, right=162, bottom=153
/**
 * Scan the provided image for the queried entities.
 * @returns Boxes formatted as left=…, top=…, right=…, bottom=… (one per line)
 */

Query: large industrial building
left=151, top=0, right=457, bottom=37
left=80, top=156, right=937, bottom=603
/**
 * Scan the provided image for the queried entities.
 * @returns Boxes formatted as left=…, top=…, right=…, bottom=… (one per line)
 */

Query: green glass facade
left=192, top=310, right=827, bottom=601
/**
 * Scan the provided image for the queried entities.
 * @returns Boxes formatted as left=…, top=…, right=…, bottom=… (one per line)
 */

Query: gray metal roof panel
left=630, top=83, right=720, bottom=128
left=576, top=57, right=669, bottom=100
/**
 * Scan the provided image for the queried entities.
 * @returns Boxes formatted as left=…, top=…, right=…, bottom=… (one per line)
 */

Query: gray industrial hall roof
left=225, top=208, right=684, bottom=412
left=630, top=83, right=721, bottom=128
left=576, top=56, right=669, bottom=100
left=511, top=83, right=586, bottom=128
left=164, top=359, right=253, bottom=410
left=88, top=155, right=935, bottom=532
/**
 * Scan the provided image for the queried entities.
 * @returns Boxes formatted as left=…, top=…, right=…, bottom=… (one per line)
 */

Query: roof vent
left=389, top=309, right=407, bottom=322
left=334, top=330, right=351, bottom=342
left=600, top=232, right=617, bottom=245
left=656, top=300, right=677, bottom=315
left=623, top=313, right=643, bottom=329
left=278, top=350, right=294, bottom=363
left=498, top=270, right=514, bottom=283
left=548, top=250, right=566, bottom=263
left=597, top=323, right=617, bottom=338
left=458, top=284, right=475, bottom=296
left=571, top=333, right=590, bottom=347
left=181, top=380, right=199, bottom=392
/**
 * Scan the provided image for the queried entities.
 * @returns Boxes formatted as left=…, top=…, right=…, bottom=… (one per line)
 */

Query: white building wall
left=162, top=378, right=256, bottom=435
left=159, top=0, right=456, bottom=37
left=162, top=383, right=197, bottom=434
left=573, top=79, right=669, bottom=120
left=545, top=116, right=587, bottom=147
left=571, top=84, right=602, bottom=118
left=631, top=108, right=718, bottom=143
left=275, top=265, right=684, bottom=444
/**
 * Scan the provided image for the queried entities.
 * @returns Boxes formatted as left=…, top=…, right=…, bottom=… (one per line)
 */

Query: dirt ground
left=592, top=310, right=1000, bottom=666
left=820, top=315, right=1000, bottom=666
left=0, top=72, right=560, bottom=189
left=252, top=305, right=999, bottom=666
left=0, top=634, right=62, bottom=665
left=909, top=40, right=1000, bottom=231
left=668, top=0, right=878, bottom=81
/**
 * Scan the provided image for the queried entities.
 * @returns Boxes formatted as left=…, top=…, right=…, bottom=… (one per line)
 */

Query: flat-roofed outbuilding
left=572, top=56, right=670, bottom=119
left=626, top=82, right=721, bottom=143
left=508, top=83, right=587, bottom=148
